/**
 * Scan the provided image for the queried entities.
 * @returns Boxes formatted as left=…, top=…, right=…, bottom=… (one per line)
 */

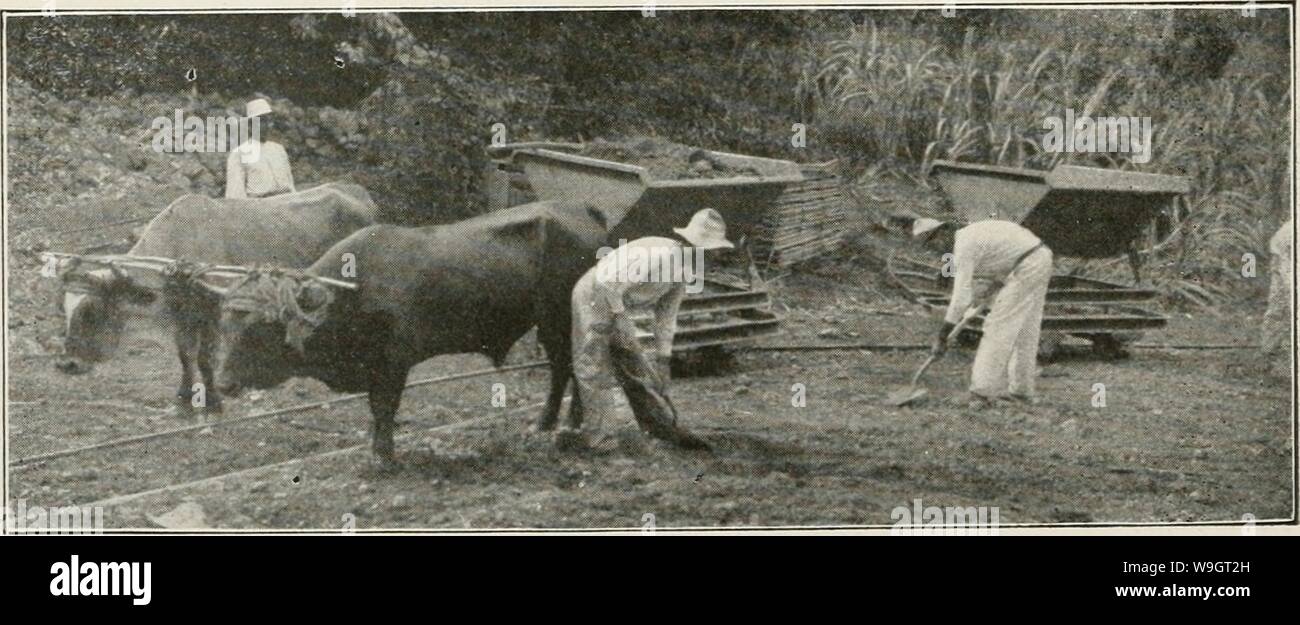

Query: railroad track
left=745, top=342, right=1259, bottom=353
left=82, top=398, right=554, bottom=510
left=8, top=361, right=546, bottom=468
left=10, top=340, right=1263, bottom=513
left=9, top=361, right=550, bottom=509
left=12, top=341, right=1256, bottom=469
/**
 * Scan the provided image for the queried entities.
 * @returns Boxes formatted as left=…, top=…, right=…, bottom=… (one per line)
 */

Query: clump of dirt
left=577, top=137, right=760, bottom=180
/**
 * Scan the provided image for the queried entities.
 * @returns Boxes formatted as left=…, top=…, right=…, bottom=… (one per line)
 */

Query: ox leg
left=367, top=372, right=406, bottom=471
left=566, top=373, right=584, bottom=429
left=536, top=322, right=574, bottom=432
left=173, top=329, right=198, bottom=417
left=538, top=360, right=572, bottom=432
left=196, top=322, right=223, bottom=415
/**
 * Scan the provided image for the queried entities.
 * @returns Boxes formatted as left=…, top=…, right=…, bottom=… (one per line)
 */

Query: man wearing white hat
left=565, top=208, right=734, bottom=439
left=225, top=98, right=296, bottom=199
left=914, top=217, right=1053, bottom=407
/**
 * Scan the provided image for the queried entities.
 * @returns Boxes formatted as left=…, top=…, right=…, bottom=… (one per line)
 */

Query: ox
left=56, top=182, right=378, bottom=415
left=204, top=200, right=617, bottom=468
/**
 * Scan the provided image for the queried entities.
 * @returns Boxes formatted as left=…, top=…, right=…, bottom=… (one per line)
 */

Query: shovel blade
left=886, top=386, right=928, bottom=407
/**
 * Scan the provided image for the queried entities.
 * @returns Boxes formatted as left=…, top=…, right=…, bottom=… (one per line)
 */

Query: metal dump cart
left=889, top=160, right=1190, bottom=357
left=486, top=143, right=834, bottom=354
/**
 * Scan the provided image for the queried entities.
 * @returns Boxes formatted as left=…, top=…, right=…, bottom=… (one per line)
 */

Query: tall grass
left=804, top=19, right=1291, bottom=308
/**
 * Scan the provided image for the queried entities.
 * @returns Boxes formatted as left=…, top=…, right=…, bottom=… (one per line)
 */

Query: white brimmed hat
left=246, top=98, right=273, bottom=118
left=911, top=217, right=946, bottom=239
left=674, top=208, right=734, bottom=250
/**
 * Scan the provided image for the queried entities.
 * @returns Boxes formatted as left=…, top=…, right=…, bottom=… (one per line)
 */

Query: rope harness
left=221, top=270, right=334, bottom=354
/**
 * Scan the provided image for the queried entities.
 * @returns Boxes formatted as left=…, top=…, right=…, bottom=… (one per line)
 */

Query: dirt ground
left=6, top=271, right=1292, bottom=529
left=3, top=87, right=1292, bottom=529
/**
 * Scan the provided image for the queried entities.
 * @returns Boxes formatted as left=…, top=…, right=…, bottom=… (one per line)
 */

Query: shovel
left=886, top=306, right=984, bottom=407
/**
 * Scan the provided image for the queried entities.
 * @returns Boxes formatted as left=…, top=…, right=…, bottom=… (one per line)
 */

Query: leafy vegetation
left=805, top=9, right=1290, bottom=307
left=7, top=9, right=1291, bottom=306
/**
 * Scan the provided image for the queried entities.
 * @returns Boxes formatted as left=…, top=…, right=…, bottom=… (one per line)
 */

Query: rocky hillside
left=8, top=77, right=373, bottom=230
left=4, top=78, right=394, bottom=356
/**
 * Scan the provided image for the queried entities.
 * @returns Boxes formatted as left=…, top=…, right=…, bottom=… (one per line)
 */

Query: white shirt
left=226, top=140, right=296, bottom=199
left=592, top=237, right=695, bottom=358
left=945, top=220, right=1044, bottom=324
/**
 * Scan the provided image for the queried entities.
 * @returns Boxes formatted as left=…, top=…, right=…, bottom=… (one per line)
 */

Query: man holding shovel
left=563, top=208, right=733, bottom=448
left=914, top=218, right=1053, bottom=408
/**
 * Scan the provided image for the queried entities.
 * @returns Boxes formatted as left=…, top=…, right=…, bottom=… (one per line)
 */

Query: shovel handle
left=909, top=353, right=939, bottom=386
left=919, top=309, right=977, bottom=381
left=945, top=306, right=985, bottom=341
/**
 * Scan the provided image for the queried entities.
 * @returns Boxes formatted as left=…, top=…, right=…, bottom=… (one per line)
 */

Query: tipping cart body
left=486, top=143, right=846, bottom=354
left=890, top=161, right=1191, bottom=355
left=505, top=147, right=803, bottom=243
left=928, top=161, right=1189, bottom=258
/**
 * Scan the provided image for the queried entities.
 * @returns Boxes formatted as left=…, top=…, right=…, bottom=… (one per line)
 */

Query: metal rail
left=745, top=343, right=1258, bottom=352
left=22, top=341, right=1261, bottom=514
left=80, top=398, right=554, bottom=510
left=9, top=361, right=546, bottom=468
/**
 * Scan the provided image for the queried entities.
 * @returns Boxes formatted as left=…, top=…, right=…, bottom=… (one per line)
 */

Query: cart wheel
left=678, top=346, right=736, bottom=376
left=1089, top=334, right=1131, bottom=361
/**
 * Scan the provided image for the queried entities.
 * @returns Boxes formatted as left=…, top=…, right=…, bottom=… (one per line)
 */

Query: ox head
left=53, top=258, right=159, bottom=374
left=197, top=269, right=343, bottom=398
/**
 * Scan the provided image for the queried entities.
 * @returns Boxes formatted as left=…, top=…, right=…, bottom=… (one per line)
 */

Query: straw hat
left=246, top=98, right=273, bottom=118
left=911, top=217, right=947, bottom=240
left=674, top=208, right=734, bottom=250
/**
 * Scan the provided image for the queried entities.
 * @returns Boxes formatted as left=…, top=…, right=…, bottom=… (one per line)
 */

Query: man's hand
left=932, top=321, right=956, bottom=356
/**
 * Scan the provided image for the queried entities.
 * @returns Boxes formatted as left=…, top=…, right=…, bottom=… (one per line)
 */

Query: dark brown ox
left=206, top=200, right=610, bottom=467
left=57, top=182, right=378, bottom=415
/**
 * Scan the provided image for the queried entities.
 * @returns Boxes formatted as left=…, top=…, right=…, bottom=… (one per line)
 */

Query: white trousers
left=970, top=247, right=1053, bottom=398
left=570, top=270, right=638, bottom=428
